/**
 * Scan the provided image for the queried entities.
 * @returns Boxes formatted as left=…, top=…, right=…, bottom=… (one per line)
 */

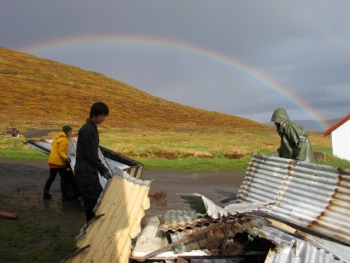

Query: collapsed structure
left=130, top=155, right=350, bottom=263
left=26, top=139, right=350, bottom=262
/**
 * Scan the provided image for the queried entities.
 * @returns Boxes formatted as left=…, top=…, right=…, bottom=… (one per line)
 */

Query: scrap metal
left=131, top=154, right=350, bottom=262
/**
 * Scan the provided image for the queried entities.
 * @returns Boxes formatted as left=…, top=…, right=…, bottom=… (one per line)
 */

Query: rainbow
left=20, top=35, right=328, bottom=130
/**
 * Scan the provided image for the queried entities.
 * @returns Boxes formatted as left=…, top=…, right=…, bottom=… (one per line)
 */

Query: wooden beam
left=0, top=210, right=18, bottom=219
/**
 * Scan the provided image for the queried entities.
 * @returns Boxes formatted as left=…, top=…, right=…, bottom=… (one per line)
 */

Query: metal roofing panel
left=25, top=137, right=144, bottom=181
left=131, top=212, right=272, bottom=261
left=62, top=171, right=151, bottom=263
left=178, top=193, right=272, bottom=219
left=159, top=210, right=205, bottom=231
left=24, top=139, right=52, bottom=154
left=237, top=154, right=350, bottom=246
left=259, top=226, right=346, bottom=263
left=297, top=229, right=350, bottom=262
left=177, top=193, right=229, bottom=218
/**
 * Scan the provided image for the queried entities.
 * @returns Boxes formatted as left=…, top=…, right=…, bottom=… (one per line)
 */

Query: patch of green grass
left=317, top=154, right=350, bottom=169
left=139, top=154, right=251, bottom=173
left=313, top=145, right=333, bottom=155
left=0, top=195, right=81, bottom=263
left=3, top=129, right=350, bottom=172
left=0, top=137, right=46, bottom=160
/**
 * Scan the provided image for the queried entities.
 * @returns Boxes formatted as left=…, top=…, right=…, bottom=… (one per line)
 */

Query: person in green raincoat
left=270, top=108, right=316, bottom=163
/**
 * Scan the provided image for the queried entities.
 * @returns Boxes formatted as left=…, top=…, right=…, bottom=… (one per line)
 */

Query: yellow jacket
left=48, top=131, right=69, bottom=166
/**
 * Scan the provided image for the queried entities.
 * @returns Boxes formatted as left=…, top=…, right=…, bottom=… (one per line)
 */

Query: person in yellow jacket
left=43, top=125, right=73, bottom=200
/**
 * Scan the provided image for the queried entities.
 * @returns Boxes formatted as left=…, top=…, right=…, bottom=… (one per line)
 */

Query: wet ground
left=143, top=170, right=245, bottom=218
left=0, top=158, right=246, bottom=262
left=0, top=158, right=245, bottom=218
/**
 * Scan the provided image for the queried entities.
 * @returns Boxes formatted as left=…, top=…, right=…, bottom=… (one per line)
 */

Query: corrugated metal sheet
left=130, top=154, right=350, bottom=263
left=25, top=137, right=144, bottom=180
left=178, top=193, right=272, bottom=219
left=24, top=138, right=52, bottom=154
left=131, top=212, right=272, bottom=261
left=62, top=171, right=151, bottom=263
left=168, top=220, right=244, bottom=254
left=159, top=210, right=206, bottom=231
left=237, top=154, right=350, bottom=253
left=260, top=226, right=346, bottom=263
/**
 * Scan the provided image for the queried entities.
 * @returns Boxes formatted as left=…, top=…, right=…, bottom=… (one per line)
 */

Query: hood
left=271, top=108, right=290, bottom=125
left=55, top=131, right=68, bottom=140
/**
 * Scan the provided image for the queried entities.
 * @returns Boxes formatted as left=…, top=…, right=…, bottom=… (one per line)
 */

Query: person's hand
left=103, top=170, right=112, bottom=179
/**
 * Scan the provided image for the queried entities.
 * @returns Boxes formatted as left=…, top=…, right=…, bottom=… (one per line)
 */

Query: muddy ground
left=0, top=157, right=246, bottom=262
left=0, top=158, right=245, bottom=216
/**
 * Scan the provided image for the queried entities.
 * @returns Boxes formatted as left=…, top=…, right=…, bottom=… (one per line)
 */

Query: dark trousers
left=44, top=168, right=68, bottom=195
left=82, top=195, right=99, bottom=223
left=75, top=171, right=103, bottom=223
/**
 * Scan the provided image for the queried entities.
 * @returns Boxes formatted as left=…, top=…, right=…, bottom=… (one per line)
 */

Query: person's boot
left=43, top=192, right=52, bottom=199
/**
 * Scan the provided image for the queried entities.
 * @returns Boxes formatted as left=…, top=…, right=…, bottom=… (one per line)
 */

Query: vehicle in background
left=3, top=127, right=20, bottom=137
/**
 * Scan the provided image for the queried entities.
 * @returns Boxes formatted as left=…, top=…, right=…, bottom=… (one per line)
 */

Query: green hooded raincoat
left=270, top=108, right=316, bottom=163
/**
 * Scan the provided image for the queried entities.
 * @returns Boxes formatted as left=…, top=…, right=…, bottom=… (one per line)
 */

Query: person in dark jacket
left=270, top=108, right=316, bottom=163
left=74, top=102, right=112, bottom=223
left=43, top=125, right=73, bottom=200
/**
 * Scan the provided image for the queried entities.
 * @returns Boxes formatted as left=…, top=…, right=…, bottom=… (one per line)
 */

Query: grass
left=0, top=136, right=47, bottom=161
left=2, top=128, right=350, bottom=171
left=0, top=46, right=270, bottom=133
left=1, top=129, right=350, bottom=263
left=1, top=46, right=350, bottom=262
left=0, top=194, right=82, bottom=263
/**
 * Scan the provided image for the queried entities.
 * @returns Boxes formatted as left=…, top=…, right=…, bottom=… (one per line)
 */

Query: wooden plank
left=0, top=210, right=18, bottom=219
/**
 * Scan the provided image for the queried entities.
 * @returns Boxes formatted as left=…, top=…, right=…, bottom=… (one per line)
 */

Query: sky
left=1, top=1, right=349, bottom=131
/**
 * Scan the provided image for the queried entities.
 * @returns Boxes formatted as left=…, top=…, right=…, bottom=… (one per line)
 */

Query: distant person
left=269, top=108, right=316, bottom=163
left=74, top=102, right=112, bottom=223
left=43, top=125, right=74, bottom=200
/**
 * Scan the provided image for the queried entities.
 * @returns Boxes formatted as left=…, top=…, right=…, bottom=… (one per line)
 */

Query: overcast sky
left=1, top=1, right=349, bottom=130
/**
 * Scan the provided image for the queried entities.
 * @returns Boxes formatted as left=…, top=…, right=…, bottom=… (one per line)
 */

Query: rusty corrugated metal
left=237, top=154, right=350, bottom=246
left=131, top=212, right=272, bottom=261
left=130, top=154, right=350, bottom=262
left=159, top=210, right=207, bottom=231
left=168, top=215, right=272, bottom=254
left=168, top=219, right=245, bottom=254
left=62, top=171, right=151, bottom=263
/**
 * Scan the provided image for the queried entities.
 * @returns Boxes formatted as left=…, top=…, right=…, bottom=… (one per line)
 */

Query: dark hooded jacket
left=270, top=108, right=316, bottom=163
left=74, top=119, right=109, bottom=202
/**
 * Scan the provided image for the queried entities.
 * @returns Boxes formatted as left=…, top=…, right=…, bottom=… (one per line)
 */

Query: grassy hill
left=1, top=46, right=336, bottom=171
left=0, top=46, right=273, bottom=133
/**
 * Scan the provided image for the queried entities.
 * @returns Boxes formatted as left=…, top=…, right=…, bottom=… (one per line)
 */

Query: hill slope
left=0, top=46, right=272, bottom=132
